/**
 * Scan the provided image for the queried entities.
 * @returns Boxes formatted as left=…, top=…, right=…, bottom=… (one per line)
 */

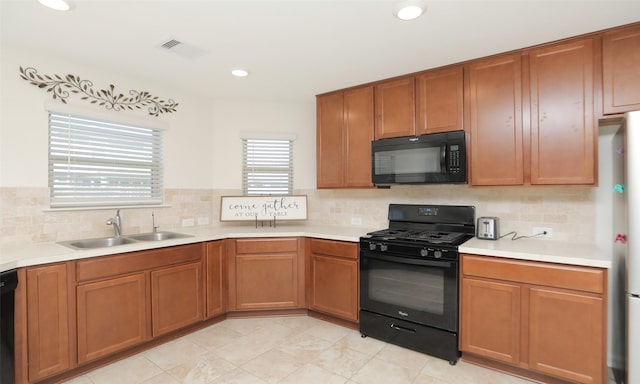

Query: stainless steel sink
left=60, top=236, right=138, bottom=250
left=127, top=231, right=193, bottom=242
left=59, top=231, right=193, bottom=250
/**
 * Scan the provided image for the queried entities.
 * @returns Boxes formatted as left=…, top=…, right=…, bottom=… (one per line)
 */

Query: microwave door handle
left=440, top=144, right=447, bottom=172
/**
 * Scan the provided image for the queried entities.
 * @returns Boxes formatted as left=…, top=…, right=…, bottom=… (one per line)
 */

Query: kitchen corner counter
left=459, top=237, right=611, bottom=269
left=0, top=224, right=375, bottom=273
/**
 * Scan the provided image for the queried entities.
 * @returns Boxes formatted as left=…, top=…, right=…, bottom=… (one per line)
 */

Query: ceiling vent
left=161, top=39, right=181, bottom=50
left=158, top=38, right=208, bottom=59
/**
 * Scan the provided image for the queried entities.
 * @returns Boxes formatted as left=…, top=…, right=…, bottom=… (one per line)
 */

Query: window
left=48, top=111, right=163, bottom=208
left=242, top=138, right=293, bottom=195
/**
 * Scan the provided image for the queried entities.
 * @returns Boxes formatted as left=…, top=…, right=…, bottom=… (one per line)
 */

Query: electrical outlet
left=351, top=217, right=362, bottom=225
left=182, top=217, right=195, bottom=227
left=197, top=216, right=209, bottom=226
left=532, top=227, right=553, bottom=239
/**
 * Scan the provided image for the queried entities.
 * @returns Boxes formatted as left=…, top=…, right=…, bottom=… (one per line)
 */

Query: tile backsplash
left=0, top=185, right=596, bottom=247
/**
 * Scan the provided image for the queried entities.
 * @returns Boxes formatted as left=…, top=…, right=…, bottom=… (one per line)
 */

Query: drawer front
left=309, top=238, right=358, bottom=259
left=235, top=237, right=298, bottom=254
left=77, top=243, right=203, bottom=282
left=461, top=254, right=605, bottom=294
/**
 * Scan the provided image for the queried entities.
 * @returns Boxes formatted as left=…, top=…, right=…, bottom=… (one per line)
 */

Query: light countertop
left=459, top=237, right=611, bottom=269
left=0, top=224, right=374, bottom=273
left=1, top=225, right=612, bottom=272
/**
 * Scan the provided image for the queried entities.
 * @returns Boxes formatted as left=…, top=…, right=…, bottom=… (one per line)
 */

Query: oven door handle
left=362, top=252, right=453, bottom=268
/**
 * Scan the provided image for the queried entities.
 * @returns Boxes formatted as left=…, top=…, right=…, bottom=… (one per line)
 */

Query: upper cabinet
left=468, top=54, right=524, bottom=186
left=317, top=86, right=374, bottom=188
left=416, top=65, right=464, bottom=135
left=603, top=24, right=640, bottom=115
left=374, top=67, right=464, bottom=140
left=468, top=38, right=597, bottom=186
left=317, top=22, right=639, bottom=188
left=529, top=38, right=596, bottom=185
left=374, top=77, right=416, bottom=139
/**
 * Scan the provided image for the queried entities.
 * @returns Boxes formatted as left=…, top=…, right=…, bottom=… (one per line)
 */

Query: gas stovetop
left=361, top=204, right=476, bottom=253
left=366, top=228, right=469, bottom=245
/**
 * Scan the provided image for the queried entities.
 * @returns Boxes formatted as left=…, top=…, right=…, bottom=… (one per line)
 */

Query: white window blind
left=48, top=112, right=163, bottom=208
left=242, top=138, right=293, bottom=195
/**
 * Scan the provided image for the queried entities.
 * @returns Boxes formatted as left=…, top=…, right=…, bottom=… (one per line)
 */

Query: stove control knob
left=434, top=250, right=442, bottom=259
left=369, top=243, right=377, bottom=251
left=380, top=244, right=388, bottom=252
left=420, top=248, right=429, bottom=257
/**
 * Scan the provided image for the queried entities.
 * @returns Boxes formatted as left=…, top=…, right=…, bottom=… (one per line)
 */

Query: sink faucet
left=152, top=211, right=159, bottom=232
left=106, top=209, right=122, bottom=237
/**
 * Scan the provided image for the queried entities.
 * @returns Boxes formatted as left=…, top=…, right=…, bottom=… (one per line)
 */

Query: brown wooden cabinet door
left=528, top=287, right=604, bottom=384
left=603, top=24, right=640, bottom=115
left=375, top=77, right=416, bottom=139
left=468, top=54, right=524, bottom=186
left=230, top=238, right=302, bottom=311
left=310, top=254, right=358, bottom=322
left=317, top=91, right=345, bottom=188
left=26, top=263, right=72, bottom=381
left=460, top=277, right=521, bottom=365
left=344, top=86, right=374, bottom=187
left=77, top=273, right=148, bottom=364
left=416, top=66, right=464, bottom=134
left=151, top=262, right=203, bottom=337
left=234, top=253, right=299, bottom=310
left=206, top=241, right=226, bottom=318
left=529, top=38, right=596, bottom=185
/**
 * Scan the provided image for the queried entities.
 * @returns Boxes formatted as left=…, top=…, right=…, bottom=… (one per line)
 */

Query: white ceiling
left=2, top=0, right=640, bottom=103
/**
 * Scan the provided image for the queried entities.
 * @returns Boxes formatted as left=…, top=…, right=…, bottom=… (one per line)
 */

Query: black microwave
left=371, top=130, right=467, bottom=185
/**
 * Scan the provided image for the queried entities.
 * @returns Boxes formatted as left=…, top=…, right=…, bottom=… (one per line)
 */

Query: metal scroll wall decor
left=19, top=66, right=178, bottom=116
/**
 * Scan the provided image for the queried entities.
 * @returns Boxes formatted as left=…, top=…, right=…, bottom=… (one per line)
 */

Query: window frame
left=242, top=136, right=294, bottom=196
left=47, top=109, right=164, bottom=209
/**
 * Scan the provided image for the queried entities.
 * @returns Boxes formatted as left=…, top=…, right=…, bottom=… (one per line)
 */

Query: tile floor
left=61, top=315, right=588, bottom=384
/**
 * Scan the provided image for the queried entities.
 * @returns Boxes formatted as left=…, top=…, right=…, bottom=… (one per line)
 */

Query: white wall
left=0, top=45, right=215, bottom=189
left=210, top=99, right=316, bottom=190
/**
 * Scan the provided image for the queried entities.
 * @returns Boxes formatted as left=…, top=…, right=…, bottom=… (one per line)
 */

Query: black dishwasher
left=1, top=269, right=18, bottom=384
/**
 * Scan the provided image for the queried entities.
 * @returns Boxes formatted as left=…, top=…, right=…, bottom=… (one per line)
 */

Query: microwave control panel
left=448, top=145, right=461, bottom=174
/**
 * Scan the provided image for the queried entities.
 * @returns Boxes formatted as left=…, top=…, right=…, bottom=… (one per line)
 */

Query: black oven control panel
left=418, top=207, right=438, bottom=216
left=361, top=238, right=458, bottom=262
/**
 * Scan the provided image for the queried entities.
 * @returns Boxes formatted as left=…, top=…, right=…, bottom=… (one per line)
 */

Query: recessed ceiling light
left=395, top=1, right=426, bottom=21
left=38, top=0, right=72, bottom=11
left=231, top=69, right=249, bottom=77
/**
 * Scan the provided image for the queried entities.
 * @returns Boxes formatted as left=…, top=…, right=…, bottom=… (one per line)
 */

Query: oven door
left=360, top=250, right=458, bottom=332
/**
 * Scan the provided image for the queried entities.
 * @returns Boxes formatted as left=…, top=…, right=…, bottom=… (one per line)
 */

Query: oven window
left=368, top=258, right=444, bottom=315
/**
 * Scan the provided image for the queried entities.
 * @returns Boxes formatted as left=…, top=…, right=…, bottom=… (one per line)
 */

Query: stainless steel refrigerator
left=625, top=110, right=640, bottom=384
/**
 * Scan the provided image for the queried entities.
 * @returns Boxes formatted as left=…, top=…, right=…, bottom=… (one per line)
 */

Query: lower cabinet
left=460, top=254, right=606, bottom=384
left=528, top=287, right=604, bottom=383
left=25, top=263, right=73, bottom=382
left=227, top=237, right=305, bottom=311
left=19, top=237, right=357, bottom=382
left=205, top=240, right=226, bottom=318
left=308, top=238, right=359, bottom=322
left=460, top=278, right=521, bottom=365
left=75, top=243, right=204, bottom=364
left=76, top=273, right=148, bottom=364
left=151, top=262, right=203, bottom=337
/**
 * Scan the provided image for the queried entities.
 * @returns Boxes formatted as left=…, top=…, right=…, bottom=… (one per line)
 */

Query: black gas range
left=359, top=204, right=475, bottom=364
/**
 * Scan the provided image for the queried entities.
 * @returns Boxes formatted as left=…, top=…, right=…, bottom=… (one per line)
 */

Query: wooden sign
left=220, top=195, right=308, bottom=221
